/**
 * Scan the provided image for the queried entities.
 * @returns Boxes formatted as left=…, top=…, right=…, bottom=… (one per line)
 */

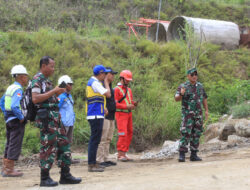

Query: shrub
left=21, top=124, right=40, bottom=155
left=231, top=102, right=250, bottom=119
left=73, top=109, right=90, bottom=146
left=207, top=80, right=249, bottom=114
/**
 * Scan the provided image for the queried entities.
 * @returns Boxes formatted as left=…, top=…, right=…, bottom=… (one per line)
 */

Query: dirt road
left=1, top=147, right=250, bottom=190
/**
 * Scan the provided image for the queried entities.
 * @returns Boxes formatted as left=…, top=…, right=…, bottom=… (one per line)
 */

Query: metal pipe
left=167, top=16, right=240, bottom=49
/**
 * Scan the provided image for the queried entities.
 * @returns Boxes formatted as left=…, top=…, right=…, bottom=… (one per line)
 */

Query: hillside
left=0, top=0, right=249, bottom=32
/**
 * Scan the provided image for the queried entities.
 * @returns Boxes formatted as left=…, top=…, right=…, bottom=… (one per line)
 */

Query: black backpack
left=21, top=80, right=37, bottom=121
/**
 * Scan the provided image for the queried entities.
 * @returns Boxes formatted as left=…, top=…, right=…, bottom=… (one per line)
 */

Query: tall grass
left=196, top=0, right=248, bottom=6
left=0, top=0, right=248, bottom=32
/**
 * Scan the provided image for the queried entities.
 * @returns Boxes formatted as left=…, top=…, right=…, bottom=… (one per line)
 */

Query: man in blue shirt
left=86, top=65, right=111, bottom=172
left=0, top=65, right=29, bottom=177
left=58, top=75, right=80, bottom=164
left=58, top=75, right=75, bottom=144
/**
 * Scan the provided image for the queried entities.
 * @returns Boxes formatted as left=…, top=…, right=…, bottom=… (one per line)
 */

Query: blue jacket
left=58, top=92, right=75, bottom=127
left=0, top=82, right=24, bottom=123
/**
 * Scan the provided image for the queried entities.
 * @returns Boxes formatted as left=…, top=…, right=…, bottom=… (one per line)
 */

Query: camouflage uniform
left=31, top=73, right=71, bottom=171
left=176, top=81, right=207, bottom=153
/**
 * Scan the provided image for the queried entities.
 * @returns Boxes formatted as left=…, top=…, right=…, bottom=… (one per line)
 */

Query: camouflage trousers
left=179, top=113, right=203, bottom=153
left=35, top=110, right=71, bottom=171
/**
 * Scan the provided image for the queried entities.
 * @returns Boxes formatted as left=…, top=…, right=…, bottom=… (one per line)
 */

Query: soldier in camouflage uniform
left=32, top=56, right=81, bottom=187
left=175, top=68, right=208, bottom=162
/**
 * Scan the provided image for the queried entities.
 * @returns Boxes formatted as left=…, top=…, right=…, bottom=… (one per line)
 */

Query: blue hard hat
left=93, top=65, right=111, bottom=75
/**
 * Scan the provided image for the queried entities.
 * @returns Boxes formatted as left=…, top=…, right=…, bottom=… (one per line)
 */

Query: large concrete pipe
left=148, top=22, right=170, bottom=42
left=167, top=16, right=240, bottom=49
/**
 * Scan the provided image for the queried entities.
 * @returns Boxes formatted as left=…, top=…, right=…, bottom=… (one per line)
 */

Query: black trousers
left=4, top=119, right=25, bottom=160
left=88, top=119, right=104, bottom=165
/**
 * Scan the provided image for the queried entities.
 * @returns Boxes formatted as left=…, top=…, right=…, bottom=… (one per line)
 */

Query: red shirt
left=114, top=84, right=134, bottom=110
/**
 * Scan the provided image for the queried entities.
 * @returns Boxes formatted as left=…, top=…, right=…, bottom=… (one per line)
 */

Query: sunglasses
left=190, top=72, right=198, bottom=77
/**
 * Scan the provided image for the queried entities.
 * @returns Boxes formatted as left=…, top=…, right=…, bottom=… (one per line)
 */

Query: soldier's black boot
left=40, top=170, right=58, bottom=187
left=178, top=151, right=185, bottom=162
left=59, top=166, right=82, bottom=184
left=190, top=151, right=202, bottom=161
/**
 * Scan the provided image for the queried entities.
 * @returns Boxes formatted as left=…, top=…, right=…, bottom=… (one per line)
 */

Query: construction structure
left=126, top=16, right=250, bottom=49
left=167, top=16, right=240, bottom=50
left=126, top=18, right=170, bottom=40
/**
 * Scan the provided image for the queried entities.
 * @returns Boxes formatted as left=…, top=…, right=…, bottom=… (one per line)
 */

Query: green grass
left=231, top=102, right=250, bottom=118
left=0, top=0, right=249, bottom=32
left=199, top=0, right=249, bottom=6
left=72, top=155, right=87, bottom=160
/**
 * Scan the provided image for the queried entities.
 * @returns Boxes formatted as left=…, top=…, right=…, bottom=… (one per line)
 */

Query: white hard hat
left=11, top=65, right=28, bottom=75
left=58, top=75, right=73, bottom=85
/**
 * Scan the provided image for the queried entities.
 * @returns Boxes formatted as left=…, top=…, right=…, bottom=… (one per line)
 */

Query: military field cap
left=187, top=68, right=197, bottom=75
left=106, top=67, right=118, bottom=74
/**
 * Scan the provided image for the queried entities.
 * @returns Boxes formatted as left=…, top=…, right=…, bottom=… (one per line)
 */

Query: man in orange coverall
left=114, top=70, right=138, bottom=162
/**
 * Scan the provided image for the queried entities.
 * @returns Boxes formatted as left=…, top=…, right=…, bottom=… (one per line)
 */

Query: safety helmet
left=58, top=75, right=73, bottom=85
left=11, top=65, right=28, bottom=76
left=120, top=70, right=132, bottom=81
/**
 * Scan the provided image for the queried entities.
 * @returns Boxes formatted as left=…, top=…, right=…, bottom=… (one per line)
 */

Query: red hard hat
left=120, top=70, right=132, bottom=81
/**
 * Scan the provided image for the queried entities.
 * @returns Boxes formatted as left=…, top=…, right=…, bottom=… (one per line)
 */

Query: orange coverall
left=114, top=84, right=134, bottom=152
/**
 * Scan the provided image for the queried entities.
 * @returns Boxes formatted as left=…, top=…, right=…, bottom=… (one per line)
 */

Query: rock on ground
left=219, top=122, right=236, bottom=141
left=227, top=135, right=249, bottom=146
left=141, top=140, right=179, bottom=159
left=204, top=123, right=221, bottom=142
left=235, top=119, right=250, bottom=137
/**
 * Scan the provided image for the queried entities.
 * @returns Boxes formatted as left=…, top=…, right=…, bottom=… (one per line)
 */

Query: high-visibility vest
left=116, top=86, right=132, bottom=113
left=4, top=84, right=22, bottom=111
left=86, top=77, right=106, bottom=116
